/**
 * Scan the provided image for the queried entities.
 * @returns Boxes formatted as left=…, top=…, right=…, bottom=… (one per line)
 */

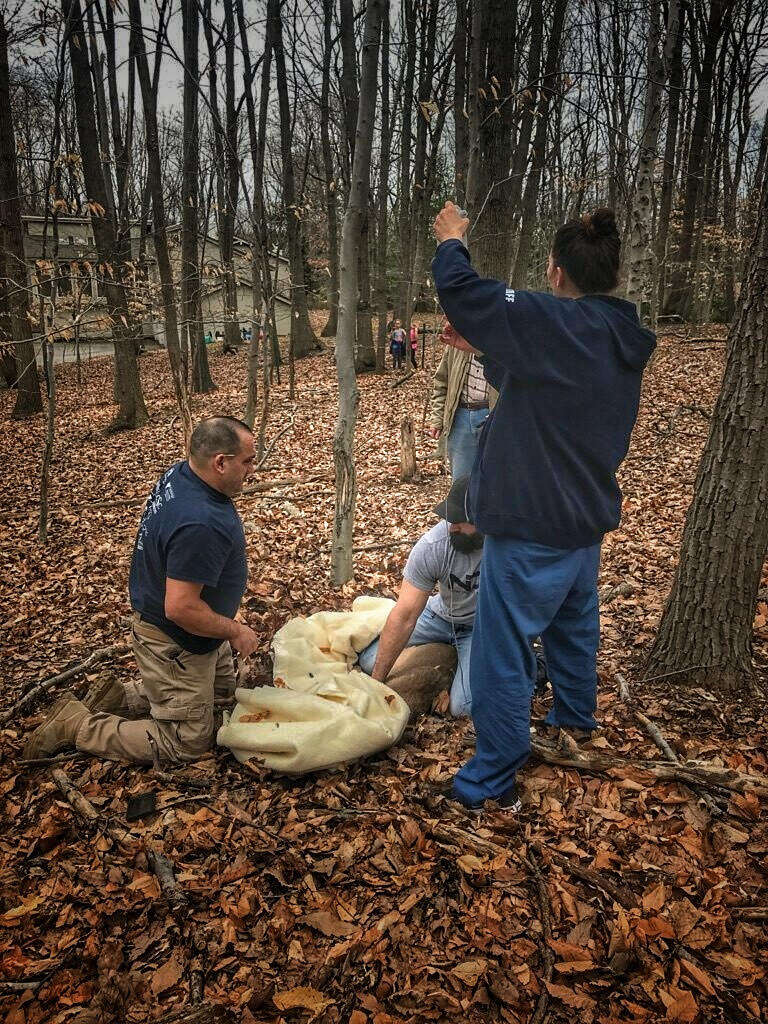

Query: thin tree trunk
left=453, top=0, right=469, bottom=206
left=625, top=0, right=677, bottom=326
left=655, top=3, right=684, bottom=313
left=0, top=15, right=42, bottom=417
left=64, top=0, right=147, bottom=431
left=271, top=0, right=320, bottom=359
left=332, top=0, right=385, bottom=587
left=646, top=157, right=768, bottom=695
left=374, top=3, right=391, bottom=374
left=511, top=0, right=568, bottom=288
left=320, top=0, right=339, bottom=338
left=182, top=0, right=215, bottom=394
left=130, top=0, right=193, bottom=451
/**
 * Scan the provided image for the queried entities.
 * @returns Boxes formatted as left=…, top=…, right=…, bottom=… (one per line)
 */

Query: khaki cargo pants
left=75, top=614, right=236, bottom=764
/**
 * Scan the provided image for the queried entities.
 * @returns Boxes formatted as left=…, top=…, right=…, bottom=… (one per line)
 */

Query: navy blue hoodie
left=432, top=239, right=656, bottom=549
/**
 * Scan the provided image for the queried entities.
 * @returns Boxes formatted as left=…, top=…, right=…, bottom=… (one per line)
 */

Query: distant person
left=204, top=330, right=213, bottom=346
left=24, top=418, right=259, bottom=765
left=428, top=347, right=497, bottom=481
left=431, top=201, right=655, bottom=814
left=389, top=319, right=406, bottom=370
left=409, top=324, right=419, bottom=368
left=215, top=329, right=224, bottom=345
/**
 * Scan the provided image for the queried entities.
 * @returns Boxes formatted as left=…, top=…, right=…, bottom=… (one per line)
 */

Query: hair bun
left=582, top=208, right=617, bottom=241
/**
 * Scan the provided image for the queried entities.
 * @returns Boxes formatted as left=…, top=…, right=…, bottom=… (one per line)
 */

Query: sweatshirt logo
left=505, top=288, right=516, bottom=303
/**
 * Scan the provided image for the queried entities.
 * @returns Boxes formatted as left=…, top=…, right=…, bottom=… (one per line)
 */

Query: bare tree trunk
left=664, top=0, right=732, bottom=319
left=625, top=0, right=678, bottom=326
left=646, top=160, right=768, bottom=696
left=511, top=0, right=568, bottom=288
left=453, top=0, right=469, bottom=206
left=320, top=0, right=339, bottom=338
left=130, top=0, right=193, bottom=451
left=332, top=0, right=385, bottom=587
left=182, top=0, right=215, bottom=394
left=374, top=4, right=391, bottom=374
left=271, top=0, right=320, bottom=359
left=64, top=0, right=147, bottom=431
left=0, top=15, right=42, bottom=418
left=655, top=3, right=684, bottom=313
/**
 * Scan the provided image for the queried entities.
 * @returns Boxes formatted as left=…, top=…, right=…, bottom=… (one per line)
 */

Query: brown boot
left=83, top=674, right=129, bottom=716
left=23, top=694, right=91, bottom=760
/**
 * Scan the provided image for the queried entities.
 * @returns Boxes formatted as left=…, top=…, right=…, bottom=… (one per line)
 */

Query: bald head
left=188, top=417, right=255, bottom=496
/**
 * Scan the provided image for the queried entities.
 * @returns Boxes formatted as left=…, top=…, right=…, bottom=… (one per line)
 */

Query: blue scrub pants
left=357, top=608, right=473, bottom=717
left=447, top=406, right=489, bottom=482
left=453, top=536, right=600, bottom=805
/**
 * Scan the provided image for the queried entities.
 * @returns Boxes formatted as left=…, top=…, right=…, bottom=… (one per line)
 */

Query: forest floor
left=1, top=323, right=767, bottom=1024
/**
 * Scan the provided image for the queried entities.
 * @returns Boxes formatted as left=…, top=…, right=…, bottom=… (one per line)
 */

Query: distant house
left=21, top=215, right=294, bottom=343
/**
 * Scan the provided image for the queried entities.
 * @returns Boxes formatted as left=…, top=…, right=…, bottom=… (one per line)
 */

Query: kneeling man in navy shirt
left=25, top=417, right=258, bottom=764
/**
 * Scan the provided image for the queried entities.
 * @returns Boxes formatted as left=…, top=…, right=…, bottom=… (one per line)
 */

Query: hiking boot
left=83, top=674, right=129, bottom=716
left=23, top=693, right=90, bottom=760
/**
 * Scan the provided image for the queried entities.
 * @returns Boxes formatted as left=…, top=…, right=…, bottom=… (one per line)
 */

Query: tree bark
left=331, top=0, right=385, bottom=586
left=271, top=0, right=320, bottom=358
left=399, top=414, right=418, bottom=482
left=466, top=0, right=520, bottom=280
left=624, top=0, right=677, bottom=326
left=655, top=2, right=684, bottom=313
left=320, top=0, right=339, bottom=338
left=181, top=0, right=215, bottom=394
left=511, top=0, right=568, bottom=288
left=129, top=0, right=193, bottom=450
left=453, top=0, right=469, bottom=206
left=0, top=15, right=42, bottom=418
left=63, top=0, right=147, bottom=431
left=374, top=4, right=391, bottom=374
left=646, top=154, right=768, bottom=695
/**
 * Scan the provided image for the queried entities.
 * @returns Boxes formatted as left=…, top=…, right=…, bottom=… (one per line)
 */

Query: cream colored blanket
left=216, top=596, right=410, bottom=775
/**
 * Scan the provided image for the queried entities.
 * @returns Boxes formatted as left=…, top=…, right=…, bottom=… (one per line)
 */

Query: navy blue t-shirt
left=129, top=462, right=248, bottom=653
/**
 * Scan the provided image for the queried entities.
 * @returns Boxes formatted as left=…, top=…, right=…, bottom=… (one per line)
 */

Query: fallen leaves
left=1, top=336, right=767, bottom=1024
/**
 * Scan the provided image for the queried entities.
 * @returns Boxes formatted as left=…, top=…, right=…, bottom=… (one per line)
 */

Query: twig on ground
left=598, top=582, right=634, bottom=605
left=527, top=848, right=554, bottom=1024
left=51, top=768, right=100, bottom=822
left=148, top=849, right=189, bottom=916
left=18, top=751, right=89, bottom=768
left=4, top=647, right=113, bottom=725
left=252, top=414, right=295, bottom=472
left=352, top=538, right=419, bottom=553
left=390, top=371, right=414, bottom=389
left=614, top=671, right=631, bottom=702
left=528, top=841, right=635, bottom=908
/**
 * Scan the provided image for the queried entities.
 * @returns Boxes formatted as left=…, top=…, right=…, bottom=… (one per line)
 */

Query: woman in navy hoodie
left=431, top=202, right=656, bottom=812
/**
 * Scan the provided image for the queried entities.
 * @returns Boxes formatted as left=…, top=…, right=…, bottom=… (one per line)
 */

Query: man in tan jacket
left=427, top=346, right=497, bottom=480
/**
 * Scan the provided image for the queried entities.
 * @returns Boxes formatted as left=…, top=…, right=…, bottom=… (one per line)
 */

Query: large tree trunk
left=331, top=0, right=385, bottom=587
left=320, top=0, right=339, bottom=338
left=645, top=162, right=768, bottom=696
left=181, top=0, right=214, bottom=394
left=64, top=0, right=147, bottom=431
left=0, top=16, right=42, bottom=418
left=271, top=0, right=320, bottom=359
left=466, top=0, right=519, bottom=280
left=130, top=0, right=192, bottom=449
left=624, top=0, right=678, bottom=326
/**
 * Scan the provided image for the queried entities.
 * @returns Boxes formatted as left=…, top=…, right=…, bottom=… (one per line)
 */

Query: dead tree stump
left=400, top=414, right=420, bottom=482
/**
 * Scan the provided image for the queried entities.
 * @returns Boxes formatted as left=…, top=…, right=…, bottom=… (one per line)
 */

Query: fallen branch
left=252, top=414, right=295, bottom=472
left=3, top=647, right=113, bottom=725
left=148, top=848, right=206, bottom=1003
left=148, top=849, right=189, bottom=916
left=390, top=371, right=414, bottom=389
left=528, top=848, right=554, bottom=1024
left=529, top=737, right=768, bottom=799
left=52, top=768, right=100, bottom=822
left=154, top=1007, right=232, bottom=1024
left=614, top=672, right=631, bottom=702
left=529, top=841, right=635, bottom=909
left=353, top=538, right=419, bottom=554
